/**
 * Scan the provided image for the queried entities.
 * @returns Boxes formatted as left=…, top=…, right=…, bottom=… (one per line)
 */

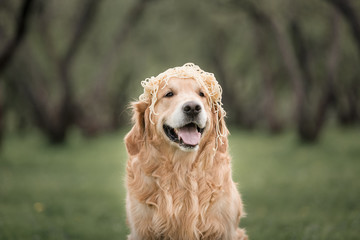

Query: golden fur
left=125, top=67, right=247, bottom=240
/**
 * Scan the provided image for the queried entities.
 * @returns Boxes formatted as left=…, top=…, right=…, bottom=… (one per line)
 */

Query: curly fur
left=125, top=75, right=247, bottom=240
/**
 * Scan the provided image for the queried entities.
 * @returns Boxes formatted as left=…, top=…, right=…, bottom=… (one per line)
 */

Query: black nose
left=183, top=101, right=202, bottom=117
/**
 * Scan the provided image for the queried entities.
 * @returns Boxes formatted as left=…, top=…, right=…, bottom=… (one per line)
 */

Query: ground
left=0, top=126, right=359, bottom=239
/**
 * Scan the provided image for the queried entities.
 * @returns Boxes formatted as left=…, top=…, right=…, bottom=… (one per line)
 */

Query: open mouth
left=163, top=123, right=205, bottom=149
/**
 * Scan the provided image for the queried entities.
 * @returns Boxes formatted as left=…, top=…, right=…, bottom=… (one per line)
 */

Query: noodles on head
left=138, top=63, right=226, bottom=148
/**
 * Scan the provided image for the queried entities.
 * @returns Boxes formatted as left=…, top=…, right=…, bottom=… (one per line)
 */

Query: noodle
left=138, top=63, right=226, bottom=148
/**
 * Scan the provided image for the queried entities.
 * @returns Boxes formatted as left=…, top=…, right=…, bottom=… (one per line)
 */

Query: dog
left=125, top=63, right=247, bottom=240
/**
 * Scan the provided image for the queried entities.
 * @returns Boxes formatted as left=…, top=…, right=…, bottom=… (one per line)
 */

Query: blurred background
left=0, top=0, right=359, bottom=239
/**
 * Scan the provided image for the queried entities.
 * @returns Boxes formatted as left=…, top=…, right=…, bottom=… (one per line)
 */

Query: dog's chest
left=127, top=155, right=230, bottom=238
left=150, top=171, right=218, bottom=224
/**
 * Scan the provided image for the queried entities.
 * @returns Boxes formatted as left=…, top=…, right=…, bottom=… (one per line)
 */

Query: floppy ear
left=215, top=107, right=229, bottom=153
left=125, top=101, right=148, bottom=156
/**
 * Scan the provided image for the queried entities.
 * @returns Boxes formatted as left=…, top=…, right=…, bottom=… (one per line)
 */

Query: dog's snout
left=183, top=101, right=202, bottom=117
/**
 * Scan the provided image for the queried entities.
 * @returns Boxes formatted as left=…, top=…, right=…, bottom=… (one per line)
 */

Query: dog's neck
left=145, top=138, right=217, bottom=175
left=170, top=148, right=200, bottom=171
left=151, top=142, right=197, bottom=164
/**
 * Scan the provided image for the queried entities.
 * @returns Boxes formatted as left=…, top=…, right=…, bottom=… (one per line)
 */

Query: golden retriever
left=125, top=63, right=247, bottom=240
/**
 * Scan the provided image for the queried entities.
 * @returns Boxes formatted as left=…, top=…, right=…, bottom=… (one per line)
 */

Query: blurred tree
left=0, top=86, right=4, bottom=148
left=233, top=0, right=342, bottom=141
left=0, top=0, right=34, bottom=150
left=1, top=0, right=359, bottom=145
left=205, top=27, right=251, bottom=128
left=78, top=0, right=155, bottom=136
left=231, top=1, right=307, bottom=131
left=327, top=0, right=360, bottom=56
left=289, top=13, right=340, bottom=141
left=250, top=8, right=282, bottom=133
left=13, top=0, right=101, bottom=143
left=202, top=17, right=262, bottom=129
left=326, top=0, right=360, bottom=125
left=0, top=0, right=34, bottom=75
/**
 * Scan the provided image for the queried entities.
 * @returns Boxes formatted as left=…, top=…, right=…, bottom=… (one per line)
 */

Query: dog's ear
left=215, top=107, right=229, bottom=153
left=125, top=101, right=148, bottom=156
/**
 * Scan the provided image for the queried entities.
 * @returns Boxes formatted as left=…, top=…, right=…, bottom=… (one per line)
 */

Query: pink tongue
left=178, top=126, right=201, bottom=146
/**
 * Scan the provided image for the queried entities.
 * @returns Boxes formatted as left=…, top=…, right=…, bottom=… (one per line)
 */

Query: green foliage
left=1, top=126, right=360, bottom=239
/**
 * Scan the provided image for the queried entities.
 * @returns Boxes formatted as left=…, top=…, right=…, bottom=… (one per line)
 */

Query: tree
left=326, top=0, right=360, bottom=125
left=14, top=0, right=101, bottom=143
left=74, top=0, right=155, bottom=136
left=0, top=86, right=4, bottom=148
left=235, top=0, right=339, bottom=141
left=326, top=0, right=360, bottom=57
left=0, top=0, right=34, bottom=75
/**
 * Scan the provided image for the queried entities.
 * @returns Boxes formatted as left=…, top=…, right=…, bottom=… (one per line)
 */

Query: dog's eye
left=165, top=91, right=174, bottom=98
left=199, top=91, right=205, bottom=97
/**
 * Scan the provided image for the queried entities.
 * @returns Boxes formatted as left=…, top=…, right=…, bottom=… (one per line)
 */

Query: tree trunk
left=15, top=0, right=101, bottom=143
left=204, top=26, right=258, bottom=128
left=236, top=1, right=306, bottom=125
left=337, top=81, right=359, bottom=125
left=326, top=0, right=360, bottom=57
left=297, top=11, right=341, bottom=141
left=0, top=0, right=34, bottom=76
left=251, top=19, right=282, bottom=133
left=327, top=0, right=360, bottom=124
left=91, top=0, right=154, bottom=99
left=237, top=0, right=338, bottom=141
left=0, top=88, right=4, bottom=149
left=78, top=0, right=155, bottom=136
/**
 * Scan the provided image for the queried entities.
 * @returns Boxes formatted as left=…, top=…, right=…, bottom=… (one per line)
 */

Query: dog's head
left=125, top=63, right=228, bottom=156
left=153, top=77, right=210, bottom=151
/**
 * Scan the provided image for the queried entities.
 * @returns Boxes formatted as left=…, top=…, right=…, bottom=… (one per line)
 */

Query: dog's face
left=152, top=77, right=211, bottom=151
left=126, top=73, right=228, bottom=157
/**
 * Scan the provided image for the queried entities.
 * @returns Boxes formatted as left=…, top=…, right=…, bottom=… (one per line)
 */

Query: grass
left=0, top=126, right=359, bottom=239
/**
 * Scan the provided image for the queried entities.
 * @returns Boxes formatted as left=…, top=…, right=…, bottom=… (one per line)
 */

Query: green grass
left=0, top=127, right=360, bottom=239
left=0, top=130, right=128, bottom=240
